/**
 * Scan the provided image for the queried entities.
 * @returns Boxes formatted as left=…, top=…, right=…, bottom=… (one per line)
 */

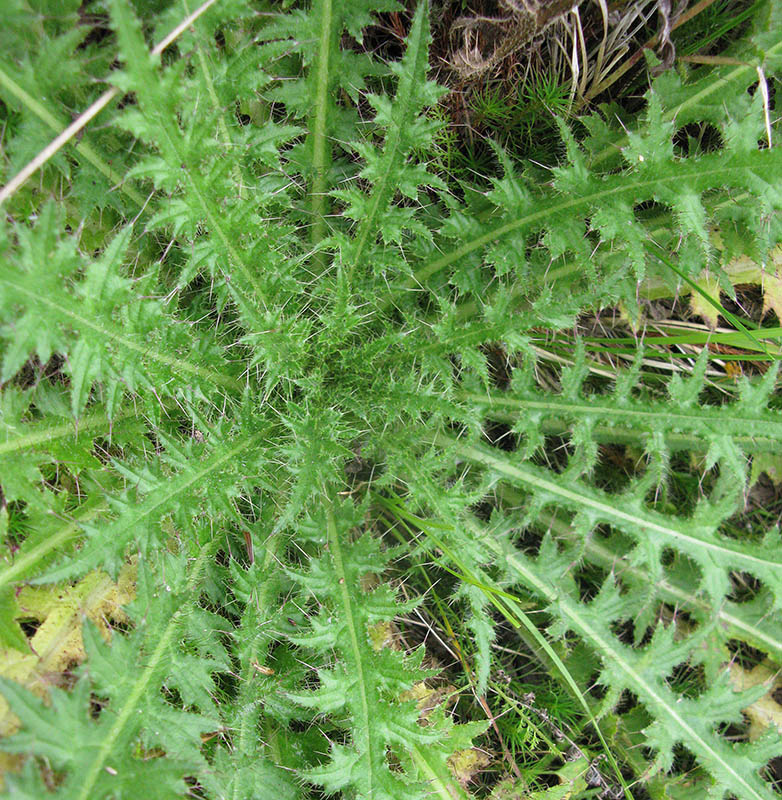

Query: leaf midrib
left=309, top=0, right=335, bottom=263
left=461, top=392, right=782, bottom=441
left=75, top=540, right=215, bottom=800
left=325, top=499, right=375, bottom=796
left=450, top=437, right=781, bottom=573
left=391, top=149, right=782, bottom=299
left=0, top=277, right=242, bottom=392
left=0, top=407, right=123, bottom=455
left=350, top=3, right=428, bottom=270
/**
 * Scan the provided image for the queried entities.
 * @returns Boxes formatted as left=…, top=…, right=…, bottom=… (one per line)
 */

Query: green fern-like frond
left=0, top=205, right=239, bottom=415
left=1, top=540, right=225, bottom=799
left=500, top=537, right=779, bottom=800
left=286, top=497, right=478, bottom=798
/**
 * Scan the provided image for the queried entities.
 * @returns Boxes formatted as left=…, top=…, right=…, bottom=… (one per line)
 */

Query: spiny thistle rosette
left=0, top=1, right=781, bottom=798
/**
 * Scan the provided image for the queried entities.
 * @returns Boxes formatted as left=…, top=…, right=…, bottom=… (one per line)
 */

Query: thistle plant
left=0, top=1, right=781, bottom=799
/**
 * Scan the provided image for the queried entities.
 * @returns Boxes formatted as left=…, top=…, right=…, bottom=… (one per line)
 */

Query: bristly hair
left=0, top=0, right=780, bottom=798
